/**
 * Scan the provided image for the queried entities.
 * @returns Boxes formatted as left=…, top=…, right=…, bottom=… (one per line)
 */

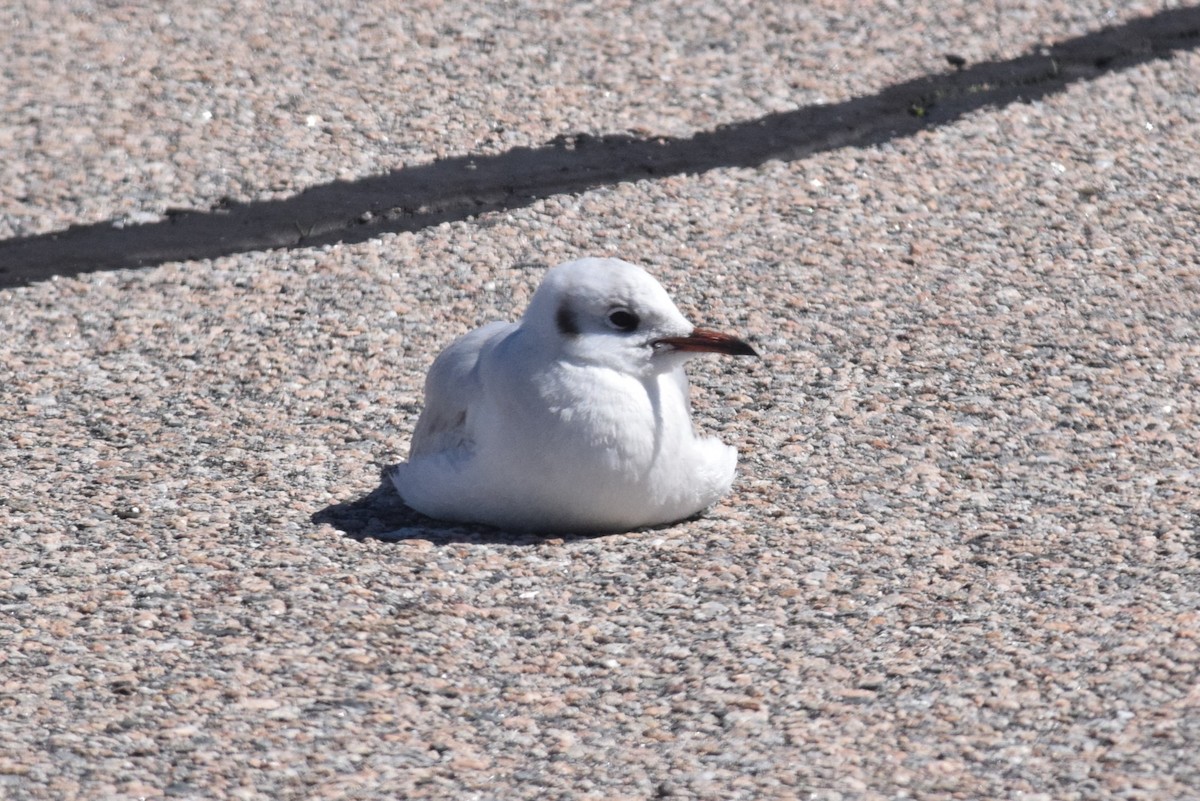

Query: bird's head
left=521, top=258, right=757, bottom=376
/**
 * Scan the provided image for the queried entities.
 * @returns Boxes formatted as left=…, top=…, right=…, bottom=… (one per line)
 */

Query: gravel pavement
left=2, top=3, right=1199, bottom=800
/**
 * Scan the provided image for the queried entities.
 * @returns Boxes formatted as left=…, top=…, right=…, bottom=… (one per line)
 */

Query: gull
left=391, top=257, right=758, bottom=533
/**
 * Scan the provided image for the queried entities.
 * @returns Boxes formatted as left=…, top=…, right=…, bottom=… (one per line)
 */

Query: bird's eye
left=606, top=308, right=640, bottom=332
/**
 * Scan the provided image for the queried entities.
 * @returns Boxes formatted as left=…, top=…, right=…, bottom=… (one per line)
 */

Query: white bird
left=391, top=257, right=758, bottom=533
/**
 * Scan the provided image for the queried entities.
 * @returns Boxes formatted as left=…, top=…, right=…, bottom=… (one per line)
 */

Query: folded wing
left=408, top=321, right=515, bottom=459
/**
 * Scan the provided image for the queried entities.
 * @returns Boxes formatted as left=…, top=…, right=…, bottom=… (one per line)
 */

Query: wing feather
left=408, top=321, right=515, bottom=459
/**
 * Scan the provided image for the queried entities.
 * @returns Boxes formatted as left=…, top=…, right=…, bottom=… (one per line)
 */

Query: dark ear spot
left=556, top=303, right=579, bottom=336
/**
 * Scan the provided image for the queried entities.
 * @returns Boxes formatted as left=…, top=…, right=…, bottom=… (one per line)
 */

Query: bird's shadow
left=311, top=468, right=617, bottom=545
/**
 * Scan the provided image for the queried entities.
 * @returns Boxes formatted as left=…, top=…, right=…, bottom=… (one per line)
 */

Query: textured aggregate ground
left=2, top=2, right=1199, bottom=800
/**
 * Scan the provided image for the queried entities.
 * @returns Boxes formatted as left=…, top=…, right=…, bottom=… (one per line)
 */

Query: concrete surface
left=2, top=2, right=1199, bottom=800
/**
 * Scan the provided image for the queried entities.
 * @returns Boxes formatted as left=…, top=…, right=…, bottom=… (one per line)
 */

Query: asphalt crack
left=1, top=5, right=1197, bottom=288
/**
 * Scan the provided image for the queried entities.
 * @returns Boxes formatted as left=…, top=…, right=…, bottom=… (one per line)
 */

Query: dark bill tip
left=653, top=328, right=759, bottom=357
